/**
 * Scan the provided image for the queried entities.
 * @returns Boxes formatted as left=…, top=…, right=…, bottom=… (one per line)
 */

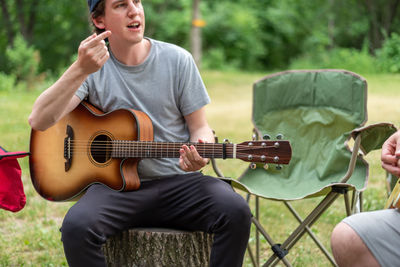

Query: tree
left=0, top=0, right=90, bottom=74
left=0, top=0, right=40, bottom=46
left=2, top=0, right=400, bottom=74
left=191, top=0, right=203, bottom=67
left=362, top=0, right=400, bottom=52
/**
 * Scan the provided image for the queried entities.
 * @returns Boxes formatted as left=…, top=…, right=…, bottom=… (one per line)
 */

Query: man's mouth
left=128, top=22, right=140, bottom=29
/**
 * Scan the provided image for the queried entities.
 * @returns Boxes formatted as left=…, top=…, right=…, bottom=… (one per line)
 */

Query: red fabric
left=0, top=147, right=29, bottom=212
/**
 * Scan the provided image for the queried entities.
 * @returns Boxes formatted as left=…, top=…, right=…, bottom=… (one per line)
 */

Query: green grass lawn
left=0, top=70, right=399, bottom=266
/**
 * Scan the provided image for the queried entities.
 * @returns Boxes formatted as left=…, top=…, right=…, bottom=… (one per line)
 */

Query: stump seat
left=102, top=228, right=213, bottom=267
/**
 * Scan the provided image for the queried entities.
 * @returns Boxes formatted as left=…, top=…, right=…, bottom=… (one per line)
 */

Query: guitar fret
left=122, top=140, right=124, bottom=157
left=213, top=143, right=215, bottom=159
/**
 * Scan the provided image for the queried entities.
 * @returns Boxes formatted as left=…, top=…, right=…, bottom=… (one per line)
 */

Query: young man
left=331, top=130, right=400, bottom=267
left=28, top=0, right=252, bottom=266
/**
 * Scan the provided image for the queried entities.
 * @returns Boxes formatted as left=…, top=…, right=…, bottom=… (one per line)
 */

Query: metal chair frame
left=213, top=134, right=362, bottom=267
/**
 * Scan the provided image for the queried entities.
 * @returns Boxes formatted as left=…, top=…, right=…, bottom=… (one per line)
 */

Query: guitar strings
left=62, top=140, right=282, bottom=161
left=67, top=141, right=278, bottom=152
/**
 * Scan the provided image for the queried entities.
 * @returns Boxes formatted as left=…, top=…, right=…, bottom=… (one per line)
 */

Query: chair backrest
left=253, top=69, right=367, bottom=133
left=241, top=70, right=369, bottom=200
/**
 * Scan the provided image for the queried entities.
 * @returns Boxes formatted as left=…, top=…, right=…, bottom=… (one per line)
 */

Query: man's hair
left=90, top=0, right=105, bottom=35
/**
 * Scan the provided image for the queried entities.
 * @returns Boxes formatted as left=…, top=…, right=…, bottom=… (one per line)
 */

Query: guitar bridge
left=64, top=125, right=74, bottom=171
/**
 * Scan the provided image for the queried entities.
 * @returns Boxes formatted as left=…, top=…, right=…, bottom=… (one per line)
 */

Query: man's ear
left=92, top=16, right=106, bottom=30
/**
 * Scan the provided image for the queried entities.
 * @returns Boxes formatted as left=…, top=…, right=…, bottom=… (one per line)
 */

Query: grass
left=0, top=70, right=399, bottom=266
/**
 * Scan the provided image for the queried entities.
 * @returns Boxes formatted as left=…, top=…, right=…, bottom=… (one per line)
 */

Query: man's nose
left=127, top=1, right=140, bottom=15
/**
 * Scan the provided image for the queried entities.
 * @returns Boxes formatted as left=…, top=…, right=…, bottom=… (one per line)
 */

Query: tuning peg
left=264, top=164, right=269, bottom=170
left=223, top=139, right=230, bottom=144
left=250, top=163, right=257, bottom=169
left=276, top=134, right=283, bottom=140
left=252, top=133, right=257, bottom=141
left=263, top=134, right=271, bottom=140
left=276, top=165, right=282, bottom=170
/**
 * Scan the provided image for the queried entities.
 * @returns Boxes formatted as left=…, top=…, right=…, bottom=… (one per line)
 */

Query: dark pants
left=60, top=172, right=252, bottom=267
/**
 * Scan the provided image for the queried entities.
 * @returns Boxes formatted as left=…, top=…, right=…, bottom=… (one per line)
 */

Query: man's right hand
left=76, top=31, right=112, bottom=75
left=381, top=130, right=400, bottom=177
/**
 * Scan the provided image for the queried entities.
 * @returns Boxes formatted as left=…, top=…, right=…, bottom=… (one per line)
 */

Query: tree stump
left=102, top=228, right=214, bottom=267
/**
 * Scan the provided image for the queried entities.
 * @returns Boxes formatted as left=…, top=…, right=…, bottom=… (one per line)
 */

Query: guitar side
left=29, top=103, right=151, bottom=201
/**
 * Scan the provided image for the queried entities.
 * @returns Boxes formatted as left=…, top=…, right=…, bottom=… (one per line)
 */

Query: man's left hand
left=179, top=139, right=209, bottom=172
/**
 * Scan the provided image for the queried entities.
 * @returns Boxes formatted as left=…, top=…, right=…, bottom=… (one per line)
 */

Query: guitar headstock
left=236, top=140, right=292, bottom=165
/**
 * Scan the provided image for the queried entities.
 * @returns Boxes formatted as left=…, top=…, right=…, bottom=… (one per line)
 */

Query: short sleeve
left=178, top=53, right=210, bottom=116
left=75, top=80, right=89, bottom=101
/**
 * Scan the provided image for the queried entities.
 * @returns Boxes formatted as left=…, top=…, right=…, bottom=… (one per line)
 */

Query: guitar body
left=29, top=102, right=153, bottom=201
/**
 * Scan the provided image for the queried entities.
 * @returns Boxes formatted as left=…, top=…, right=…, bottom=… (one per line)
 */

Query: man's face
left=97, top=0, right=145, bottom=45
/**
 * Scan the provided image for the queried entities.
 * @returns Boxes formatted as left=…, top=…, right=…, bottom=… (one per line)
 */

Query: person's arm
left=28, top=31, right=112, bottom=131
left=381, top=130, right=400, bottom=177
left=179, top=106, right=214, bottom=172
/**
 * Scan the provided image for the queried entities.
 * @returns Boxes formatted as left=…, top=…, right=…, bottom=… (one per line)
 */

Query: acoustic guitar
left=29, top=102, right=292, bottom=201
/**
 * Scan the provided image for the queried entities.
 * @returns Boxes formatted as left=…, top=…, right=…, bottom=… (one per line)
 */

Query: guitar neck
left=111, top=141, right=234, bottom=159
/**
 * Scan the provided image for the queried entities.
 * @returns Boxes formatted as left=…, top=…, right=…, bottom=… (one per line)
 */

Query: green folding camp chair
left=212, top=69, right=396, bottom=266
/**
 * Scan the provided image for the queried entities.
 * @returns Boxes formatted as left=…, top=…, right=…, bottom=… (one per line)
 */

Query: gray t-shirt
left=75, top=38, right=210, bottom=179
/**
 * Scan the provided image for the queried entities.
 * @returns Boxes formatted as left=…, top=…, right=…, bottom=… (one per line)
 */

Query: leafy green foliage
left=202, top=1, right=266, bottom=70
left=376, top=33, right=400, bottom=73
left=0, top=72, right=16, bottom=92
left=290, top=47, right=378, bottom=75
left=144, top=0, right=192, bottom=48
left=0, top=0, right=90, bottom=75
left=1, top=0, right=400, bottom=76
left=5, top=35, right=40, bottom=83
left=30, top=0, right=90, bottom=73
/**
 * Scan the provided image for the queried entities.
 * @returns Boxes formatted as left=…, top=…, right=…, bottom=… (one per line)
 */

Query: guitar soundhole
left=91, top=134, right=112, bottom=164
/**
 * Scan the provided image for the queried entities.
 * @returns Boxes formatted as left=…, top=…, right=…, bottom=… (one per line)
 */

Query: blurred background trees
left=1, top=0, right=400, bottom=88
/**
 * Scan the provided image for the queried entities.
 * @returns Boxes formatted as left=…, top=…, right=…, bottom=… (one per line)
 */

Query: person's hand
left=179, top=139, right=209, bottom=172
left=76, top=31, right=112, bottom=75
left=381, top=130, right=400, bottom=177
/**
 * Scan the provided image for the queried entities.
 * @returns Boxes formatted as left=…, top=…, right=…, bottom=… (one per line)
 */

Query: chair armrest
left=340, top=123, right=396, bottom=184
left=351, top=123, right=397, bottom=154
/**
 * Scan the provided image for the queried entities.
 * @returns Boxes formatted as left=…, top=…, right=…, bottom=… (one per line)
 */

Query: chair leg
left=247, top=193, right=291, bottom=266
left=248, top=190, right=349, bottom=266
left=344, top=190, right=351, bottom=216
left=256, top=196, right=260, bottom=267
left=246, top=194, right=260, bottom=267
left=264, top=192, right=340, bottom=267
left=283, top=202, right=338, bottom=266
left=350, top=190, right=361, bottom=214
left=247, top=242, right=259, bottom=267
left=251, top=217, right=292, bottom=267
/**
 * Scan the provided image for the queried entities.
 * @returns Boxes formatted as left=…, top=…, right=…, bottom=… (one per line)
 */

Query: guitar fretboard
left=110, top=141, right=235, bottom=159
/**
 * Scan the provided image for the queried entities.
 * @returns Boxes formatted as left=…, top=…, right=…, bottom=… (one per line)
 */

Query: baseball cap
left=87, top=0, right=101, bottom=12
